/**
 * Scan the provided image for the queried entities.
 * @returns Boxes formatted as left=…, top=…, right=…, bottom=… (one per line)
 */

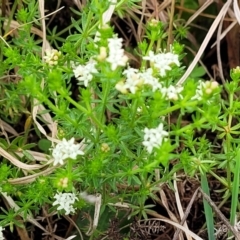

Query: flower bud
left=115, top=80, right=128, bottom=94
left=101, top=143, right=110, bottom=152
left=57, top=177, right=69, bottom=188
left=97, top=47, right=107, bottom=61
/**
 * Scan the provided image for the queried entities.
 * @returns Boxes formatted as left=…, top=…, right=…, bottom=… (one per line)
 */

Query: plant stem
left=63, top=95, right=105, bottom=130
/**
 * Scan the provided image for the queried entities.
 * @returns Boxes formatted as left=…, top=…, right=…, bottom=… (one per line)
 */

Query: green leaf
left=67, top=34, right=83, bottom=42
left=38, top=139, right=51, bottom=153
left=230, top=149, right=240, bottom=235
left=201, top=173, right=215, bottom=240
left=190, top=66, right=206, bottom=78
left=22, top=150, right=35, bottom=162
left=132, top=175, right=141, bottom=185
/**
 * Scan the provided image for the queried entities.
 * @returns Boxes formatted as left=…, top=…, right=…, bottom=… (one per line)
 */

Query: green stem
left=209, top=170, right=228, bottom=188
left=230, top=148, right=240, bottom=227
left=40, top=96, right=76, bottom=125
left=226, top=92, right=234, bottom=187
left=158, top=100, right=197, bottom=116
left=225, top=139, right=231, bottom=187
left=100, top=81, right=111, bottom=123
left=141, top=38, right=156, bottom=70
left=4, top=0, right=18, bottom=34
left=175, top=117, right=207, bottom=135
left=130, top=97, right=139, bottom=126
left=201, top=173, right=215, bottom=240
left=63, top=95, right=105, bottom=130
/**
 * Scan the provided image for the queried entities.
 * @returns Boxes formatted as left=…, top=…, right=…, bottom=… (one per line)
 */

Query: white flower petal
left=53, top=192, right=78, bottom=215
left=143, top=50, right=180, bottom=77
left=52, top=138, right=84, bottom=166
left=73, top=59, right=98, bottom=87
left=106, top=35, right=128, bottom=70
left=142, top=123, right=169, bottom=153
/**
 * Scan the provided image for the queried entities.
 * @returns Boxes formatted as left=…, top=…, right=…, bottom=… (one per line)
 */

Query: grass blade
left=230, top=149, right=240, bottom=228
left=201, top=173, right=215, bottom=240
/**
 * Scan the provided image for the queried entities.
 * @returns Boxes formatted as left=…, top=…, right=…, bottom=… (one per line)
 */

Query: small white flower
left=106, top=35, right=128, bottom=70
left=191, top=80, right=205, bottom=101
left=43, top=49, right=61, bottom=65
left=52, top=138, right=84, bottom=166
left=115, top=80, right=128, bottom=94
left=73, top=59, right=98, bottom=87
left=53, top=192, right=78, bottom=215
left=143, top=50, right=180, bottom=77
left=191, top=80, right=218, bottom=101
left=142, top=123, right=169, bottom=153
left=116, top=68, right=163, bottom=94
left=123, top=67, right=139, bottom=78
left=123, top=67, right=143, bottom=93
left=162, top=85, right=183, bottom=100
left=140, top=68, right=162, bottom=91
left=0, top=226, right=4, bottom=240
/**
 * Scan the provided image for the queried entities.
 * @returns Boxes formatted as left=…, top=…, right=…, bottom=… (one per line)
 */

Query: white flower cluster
left=119, top=68, right=143, bottom=94
left=142, top=123, right=169, bottom=153
left=191, top=81, right=205, bottom=101
left=53, top=192, right=78, bottom=215
left=140, top=68, right=163, bottom=91
left=0, top=226, right=4, bottom=240
left=52, top=138, right=84, bottom=166
left=143, top=50, right=180, bottom=77
left=73, top=59, right=98, bottom=87
left=106, top=35, right=128, bottom=70
left=116, top=67, right=162, bottom=94
left=52, top=191, right=100, bottom=216
left=191, top=80, right=218, bottom=101
left=162, top=85, right=183, bottom=100
left=43, top=49, right=61, bottom=65
left=115, top=67, right=183, bottom=100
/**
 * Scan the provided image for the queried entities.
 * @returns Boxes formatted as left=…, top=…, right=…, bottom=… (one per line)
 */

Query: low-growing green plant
left=1, top=0, right=240, bottom=240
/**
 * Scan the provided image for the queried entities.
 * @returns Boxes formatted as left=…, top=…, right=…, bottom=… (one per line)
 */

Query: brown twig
left=173, top=187, right=200, bottom=240
left=2, top=0, right=6, bottom=18
left=167, top=0, right=175, bottom=50
left=199, top=188, right=240, bottom=240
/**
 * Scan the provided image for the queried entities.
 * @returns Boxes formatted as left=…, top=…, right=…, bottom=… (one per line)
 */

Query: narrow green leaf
left=201, top=173, right=215, bottom=240
left=230, top=149, right=240, bottom=226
